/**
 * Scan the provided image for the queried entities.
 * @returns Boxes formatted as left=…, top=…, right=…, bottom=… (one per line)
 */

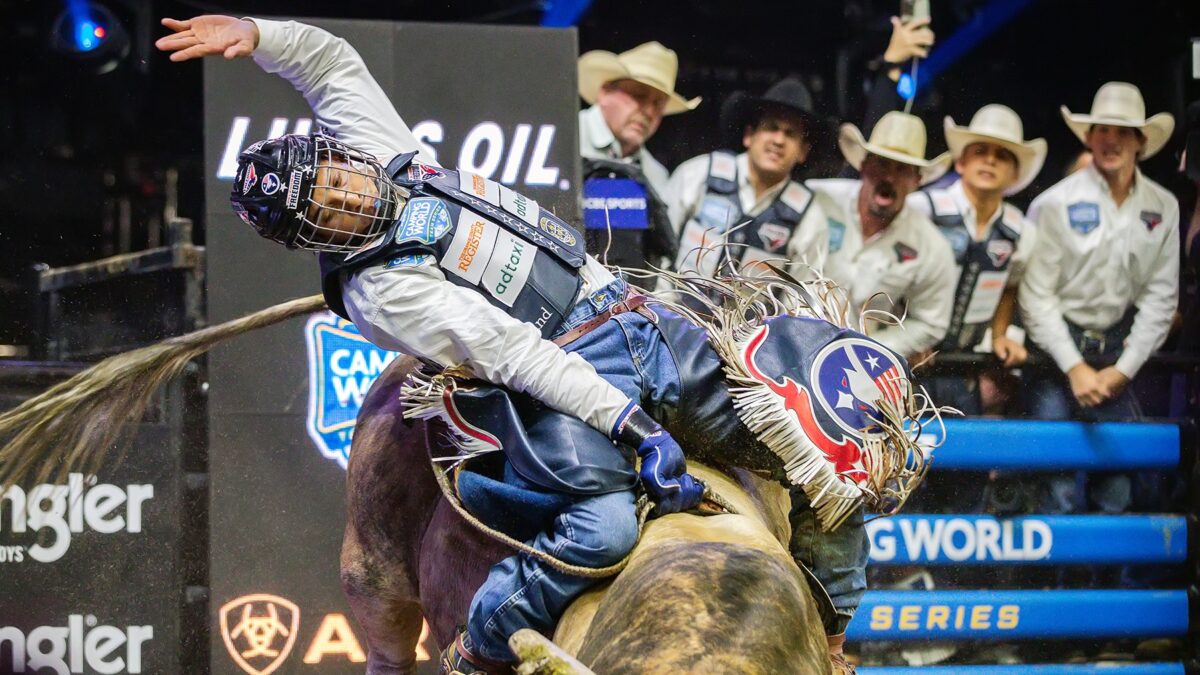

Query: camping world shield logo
left=306, top=312, right=400, bottom=468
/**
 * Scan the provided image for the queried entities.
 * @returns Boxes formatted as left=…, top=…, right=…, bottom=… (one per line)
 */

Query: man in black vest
left=159, top=16, right=705, bottom=674
left=578, top=43, right=697, bottom=269
left=907, top=104, right=1047, bottom=414
left=665, top=78, right=828, bottom=284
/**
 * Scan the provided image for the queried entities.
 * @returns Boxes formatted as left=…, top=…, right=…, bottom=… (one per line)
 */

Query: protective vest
left=674, top=151, right=814, bottom=278
left=319, top=152, right=586, bottom=339
left=923, top=188, right=1022, bottom=351
left=581, top=158, right=678, bottom=269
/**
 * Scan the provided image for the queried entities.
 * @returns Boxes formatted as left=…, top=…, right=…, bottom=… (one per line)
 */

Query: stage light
left=897, top=72, right=916, bottom=101
left=50, top=1, right=130, bottom=73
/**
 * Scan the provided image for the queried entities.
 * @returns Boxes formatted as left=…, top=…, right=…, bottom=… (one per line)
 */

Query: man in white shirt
left=907, top=104, right=1047, bottom=413
left=665, top=78, right=829, bottom=283
left=1021, top=82, right=1178, bottom=421
left=577, top=42, right=698, bottom=197
left=158, top=16, right=705, bottom=674
left=577, top=42, right=699, bottom=269
left=810, top=112, right=957, bottom=359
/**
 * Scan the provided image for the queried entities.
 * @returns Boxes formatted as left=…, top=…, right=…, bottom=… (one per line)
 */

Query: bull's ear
left=509, top=629, right=598, bottom=675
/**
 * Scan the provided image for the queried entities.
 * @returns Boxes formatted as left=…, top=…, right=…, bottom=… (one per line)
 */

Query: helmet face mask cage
left=292, top=134, right=406, bottom=253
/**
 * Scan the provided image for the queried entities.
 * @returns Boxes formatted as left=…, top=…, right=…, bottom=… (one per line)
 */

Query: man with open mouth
left=808, top=111, right=957, bottom=360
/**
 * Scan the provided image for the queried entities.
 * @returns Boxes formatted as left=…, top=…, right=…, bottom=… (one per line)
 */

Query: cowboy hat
left=1060, top=82, right=1175, bottom=159
left=733, top=77, right=818, bottom=131
left=578, top=42, right=701, bottom=115
left=944, top=104, right=1047, bottom=195
left=839, top=111, right=951, bottom=185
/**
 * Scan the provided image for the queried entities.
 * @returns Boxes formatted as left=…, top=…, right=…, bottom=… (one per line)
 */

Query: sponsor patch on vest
left=779, top=182, right=811, bottom=214
left=698, top=195, right=734, bottom=230
left=240, top=163, right=258, bottom=195
left=758, top=222, right=791, bottom=252
left=483, top=230, right=536, bottom=307
left=261, top=172, right=281, bottom=195
left=929, top=189, right=958, bottom=216
left=395, top=197, right=451, bottom=245
left=709, top=153, right=737, bottom=183
left=894, top=242, right=918, bottom=263
left=407, top=163, right=443, bottom=182
left=1067, top=201, right=1100, bottom=234
left=499, top=185, right=539, bottom=227
left=986, top=239, right=1014, bottom=267
left=942, top=226, right=971, bottom=260
left=1140, top=210, right=1163, bottom=231
left=441, top=211, right=502, bottom=284
left=385, top=253, right=434, bottom=269
left=827, top=219, right=846, bottom=253
left=539, top=216, right=578, bottom=246
left=459, top=171, right=501, bottom=205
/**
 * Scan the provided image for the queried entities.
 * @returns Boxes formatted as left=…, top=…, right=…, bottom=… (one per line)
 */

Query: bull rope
left=0, top=294, right=329, bottom=490
left=425, top=450, right=737, bottom=579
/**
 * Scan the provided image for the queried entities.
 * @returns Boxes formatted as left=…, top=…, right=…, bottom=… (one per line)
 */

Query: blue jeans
left=465, top=279, right=679, bottom=661
left=789, top=489, right=869, bottom=635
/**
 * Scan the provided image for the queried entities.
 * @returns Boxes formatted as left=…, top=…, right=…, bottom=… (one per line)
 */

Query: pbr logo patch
left=757, top=222, right=791, bottom=252
left=986, top=239, right=1014, bottom=267
left=894, top=242, right=919, bottom=263
left=385, top=253, right=434, bottom=268
left=306, top=313, right=400, bottom=468
left=219, top=593, right=300, bottom=675
left=407, top=163, right=443, bottom=182
left=1067, top=201, right=1100, bottom=234
left=395, top=197, right=451, bottom=245
left=1140, top=210, right=1163, bottom=231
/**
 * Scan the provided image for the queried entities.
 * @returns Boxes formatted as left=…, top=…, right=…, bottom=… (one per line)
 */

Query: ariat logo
left=220, top=594, right=300, bottom=675
left=458, top=220, right=487, bottom=272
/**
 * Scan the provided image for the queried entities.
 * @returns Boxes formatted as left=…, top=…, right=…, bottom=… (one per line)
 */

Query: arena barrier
left=924, top=419, right=1181, bottom=470
left=851, top=416, right=1196, bottom=672
left=867, top=515, right=1188, bottom=565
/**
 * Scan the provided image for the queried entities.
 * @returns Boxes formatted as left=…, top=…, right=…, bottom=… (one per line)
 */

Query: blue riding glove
left=613, top=403, right=706, bottom=517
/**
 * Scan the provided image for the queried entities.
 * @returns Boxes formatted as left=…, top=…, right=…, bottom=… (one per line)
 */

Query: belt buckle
left=1080, top=329, right=1106, bottom=354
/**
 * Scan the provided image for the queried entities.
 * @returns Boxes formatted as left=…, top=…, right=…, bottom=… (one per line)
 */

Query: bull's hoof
left=509, top=630, right=595, bottom=675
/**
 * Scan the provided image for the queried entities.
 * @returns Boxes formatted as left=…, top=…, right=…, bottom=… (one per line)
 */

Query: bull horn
left=509, top=629, right=597, bottom=675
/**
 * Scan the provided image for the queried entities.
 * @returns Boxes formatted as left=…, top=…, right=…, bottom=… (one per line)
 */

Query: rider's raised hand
left=613, top=404, right=706, bottom=517
left=156, top=16, right=259, bottom=62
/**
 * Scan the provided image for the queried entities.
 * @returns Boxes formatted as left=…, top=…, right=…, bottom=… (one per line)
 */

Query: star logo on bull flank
left=864, top=354, right=880, bottom=371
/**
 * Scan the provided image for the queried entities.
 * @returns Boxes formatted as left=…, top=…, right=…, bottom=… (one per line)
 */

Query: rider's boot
left=828, top=633, right=857, bottom=675
left=438, top=631, right=511, bottom=675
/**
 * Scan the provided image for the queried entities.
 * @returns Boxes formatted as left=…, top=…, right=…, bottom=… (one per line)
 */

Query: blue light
left=76, top=20, right=100, bottom=51
left=541, top=0, right=594, bottom=27
left=896, top=73, right=916, bottom=101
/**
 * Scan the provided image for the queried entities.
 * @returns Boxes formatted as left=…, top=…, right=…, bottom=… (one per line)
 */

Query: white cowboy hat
left=1060, top=82, right=1175, bottom=160
left=945, top=104, right=1048, bottom=195
left=839, top=111, right=951, bottom=185
left=578, top=42, right=701, bottom=116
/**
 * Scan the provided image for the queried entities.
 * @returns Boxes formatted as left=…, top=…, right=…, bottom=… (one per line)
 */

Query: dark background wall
left=0, top=0, right=1198, bottom=347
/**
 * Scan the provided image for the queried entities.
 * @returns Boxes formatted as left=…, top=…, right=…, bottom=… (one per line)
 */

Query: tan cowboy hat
left=839, top=111, right=951, bottom=185
left=578, top=42, right=701, bottom=116
left=1061, top=82, right=1175, bottom=159
left=945, top=104, right=1048, bottom=195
